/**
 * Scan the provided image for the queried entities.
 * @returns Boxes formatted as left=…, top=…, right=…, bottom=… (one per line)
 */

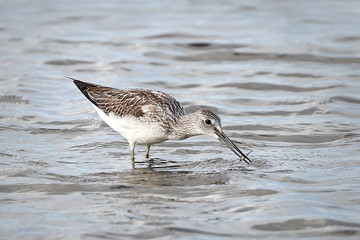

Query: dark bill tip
left=215, top=131, right=252, bottom=165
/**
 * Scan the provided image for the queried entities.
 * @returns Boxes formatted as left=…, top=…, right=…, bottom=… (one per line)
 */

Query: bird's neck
left=169, top=113, right=200, bottom=140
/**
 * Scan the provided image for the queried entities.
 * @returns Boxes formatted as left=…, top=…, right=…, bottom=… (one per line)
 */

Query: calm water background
left=1, top=0, right=360, bottom=239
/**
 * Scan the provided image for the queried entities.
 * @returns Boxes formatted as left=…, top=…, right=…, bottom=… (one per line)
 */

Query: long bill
left=215, top=130, right=252, bottom=165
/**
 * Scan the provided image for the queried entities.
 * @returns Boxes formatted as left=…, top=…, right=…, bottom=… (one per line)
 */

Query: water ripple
left=0, top=95, right=29, bottom=104
left=174, top=51, right=360, bottom=64
left=329, top=96, right=360, bottom=104
left=252, top=218, right=360, bottom=232
left=215, top=82, right=339, bottom=92
left=44, top=59, right=95, bottom=65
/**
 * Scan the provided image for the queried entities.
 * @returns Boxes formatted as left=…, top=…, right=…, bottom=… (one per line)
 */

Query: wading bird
left=72, top=77, right=251, bottom=164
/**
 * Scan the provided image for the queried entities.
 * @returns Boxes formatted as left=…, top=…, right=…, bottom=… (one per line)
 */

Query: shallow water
left=1, top=0, right=360, bottom=239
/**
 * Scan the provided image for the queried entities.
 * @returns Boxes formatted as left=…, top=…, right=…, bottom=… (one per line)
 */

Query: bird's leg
left=130, top=143, right=135, bottom=162
left=131, top=149, right=135, bottom=161
left=145, top=145, right=151, bottom=158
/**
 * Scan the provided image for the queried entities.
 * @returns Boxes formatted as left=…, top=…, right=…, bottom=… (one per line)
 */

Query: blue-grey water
left=1, top=0, right=360, bottom=239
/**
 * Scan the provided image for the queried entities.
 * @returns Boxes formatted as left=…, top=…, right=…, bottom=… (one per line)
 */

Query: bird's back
left=73, top=79, right=185, bottom=127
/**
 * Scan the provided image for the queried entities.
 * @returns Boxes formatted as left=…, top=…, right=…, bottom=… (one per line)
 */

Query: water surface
left=1, top=0, right=360, bottom=239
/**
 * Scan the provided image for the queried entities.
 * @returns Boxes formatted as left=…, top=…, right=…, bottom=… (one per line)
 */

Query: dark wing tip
left=68, top=76, right=100, bottom=108
left=67, top=76, right=92, bottom=91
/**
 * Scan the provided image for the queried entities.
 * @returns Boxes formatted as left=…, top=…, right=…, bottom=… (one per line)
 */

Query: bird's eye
left=204, top=119, right=212, bottom=125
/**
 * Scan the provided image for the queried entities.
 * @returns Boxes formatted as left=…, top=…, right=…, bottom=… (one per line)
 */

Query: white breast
left=93, top=105, right=169, bottom=145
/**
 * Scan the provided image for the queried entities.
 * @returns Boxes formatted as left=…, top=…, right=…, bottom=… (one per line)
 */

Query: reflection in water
left=86, top=157, right=232, bottom=186
left=120, top=169, right=229, bottom=186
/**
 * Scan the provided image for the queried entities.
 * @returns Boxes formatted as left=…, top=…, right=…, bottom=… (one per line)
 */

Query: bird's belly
left=94, top=106, right=168, bottom=145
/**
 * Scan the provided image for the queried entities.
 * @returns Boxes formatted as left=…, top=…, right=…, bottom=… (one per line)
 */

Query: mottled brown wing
left=73, top=78, right=185, bottom=123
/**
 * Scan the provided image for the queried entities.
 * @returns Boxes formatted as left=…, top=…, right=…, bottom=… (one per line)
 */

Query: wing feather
left=73, top=79, right=185, bottom=129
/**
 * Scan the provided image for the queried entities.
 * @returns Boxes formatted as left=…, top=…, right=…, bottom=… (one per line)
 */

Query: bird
left=71, top=77, right=251, bottom=164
